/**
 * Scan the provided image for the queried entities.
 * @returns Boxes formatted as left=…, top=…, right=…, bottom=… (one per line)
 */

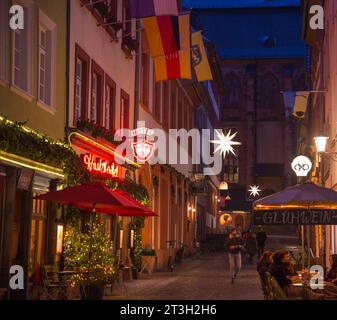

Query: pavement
left=106, top=235, right=298, bottom=301
left=106, top=252, right=263, bottom=300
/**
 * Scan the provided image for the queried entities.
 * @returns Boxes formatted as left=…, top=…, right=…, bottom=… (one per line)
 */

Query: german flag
left=142, top=15, right=180, bottom=58
left=152, top=14, right=191, bottom=81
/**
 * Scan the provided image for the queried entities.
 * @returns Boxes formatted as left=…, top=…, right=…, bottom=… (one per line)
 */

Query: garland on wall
left=0, top=118, right=90, bottom=185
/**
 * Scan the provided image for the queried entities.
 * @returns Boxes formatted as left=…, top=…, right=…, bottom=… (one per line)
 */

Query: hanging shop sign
left=17, top=168, right=34, bottom=191
left=291, top=155, right=312, bottom=177
left=83, top=153, right=119, bottom=179
left=131, top=127, right=156, bottom=162
left=253, top=209, right=337, bottom=225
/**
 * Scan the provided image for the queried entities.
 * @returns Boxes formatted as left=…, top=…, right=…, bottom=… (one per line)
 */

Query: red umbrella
left=35, top=182, right=156, bottom=216
left=113, top=189, right=157, bottom=217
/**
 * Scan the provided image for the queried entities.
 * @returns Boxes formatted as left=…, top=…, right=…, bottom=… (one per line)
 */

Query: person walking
left=225, top=228, right=244, bottom=284
left=245, top=231, right=257, bottom=264
left=256, top=226, right=267, bottom=258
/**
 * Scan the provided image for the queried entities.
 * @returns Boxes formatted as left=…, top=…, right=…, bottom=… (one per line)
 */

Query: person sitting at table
left=326, top=254, right=337, bottom=283
left=257, top=251, right=272, bottom=277
left=270, top=250, right=324, bottom=300
left=269, top=250, right=292, bottom=289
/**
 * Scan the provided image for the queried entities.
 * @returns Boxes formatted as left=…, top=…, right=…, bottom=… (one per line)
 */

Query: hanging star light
left=248, top=185, right=261, bottom=197
left=210, top=129, right=241, bottom=158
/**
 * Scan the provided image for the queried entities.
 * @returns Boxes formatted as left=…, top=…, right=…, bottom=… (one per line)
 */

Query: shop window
left=120, top=90, right=130, bottom=129
left=29, top=193, right=47, bottom=274
left=74, top=44, right=90, bottom=123
left=91, top=61, right=104, bottom=125
left=38, top=10, right=56, bottom=108
left=12, top=3, right=32, bottom=93
left=105, top=75, right=116, bottom=132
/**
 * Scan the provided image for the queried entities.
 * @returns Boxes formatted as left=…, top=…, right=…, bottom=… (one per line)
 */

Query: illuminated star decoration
left=248, top=185, right=261, bottom=197
left=210, top=129, right=241, bottom=158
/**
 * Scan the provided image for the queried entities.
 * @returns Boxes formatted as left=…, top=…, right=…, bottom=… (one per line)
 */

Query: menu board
left=17, top=169, right=34, bottom=191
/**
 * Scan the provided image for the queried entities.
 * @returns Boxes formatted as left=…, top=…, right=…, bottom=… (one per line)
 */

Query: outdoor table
left=50, top=270, right=89, bottom=300
left=290, top=276, right=311, bottom=300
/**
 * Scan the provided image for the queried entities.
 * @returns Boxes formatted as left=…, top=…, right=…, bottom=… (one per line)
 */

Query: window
left=122, top=0, right=131, bottom=36
left=224, top=154, right=239, bottom=184
left=178, top=90, right=183, bottom=129
left=74, top=44, right=90, bottom=123
left=12, top=4, right=31, bottom=93
left=140, top=33, right=150, bottom=107
left=38, top=10, right=56, bottom=107
left=0, top=0, right=8, bottom=81
left=105, top=75, right=116, bottom=132
left=259, top=73, right=282, bottom=110
left=91, top=61, right=104, bottom=124
left=170, top=84, right=177, bottom=129
left=30, top=194, right=47, bottom=274
left=154, top=80, right=161, bottom=121
left=222, top=73, right=241, bottom=109
left=107, top=0, right=118, bottom=22
left=163, top=81, right=169, bottom=128
left=120, top=90, right=130, bottom=129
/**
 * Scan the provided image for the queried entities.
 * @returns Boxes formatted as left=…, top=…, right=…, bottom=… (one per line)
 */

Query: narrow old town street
left=109, top=235, right=297, bottom=300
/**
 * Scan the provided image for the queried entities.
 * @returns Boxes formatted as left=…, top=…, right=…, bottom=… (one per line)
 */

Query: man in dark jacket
left=225, top=229, right=244, bottom=284
left=256, top=226, right=267, bottom=258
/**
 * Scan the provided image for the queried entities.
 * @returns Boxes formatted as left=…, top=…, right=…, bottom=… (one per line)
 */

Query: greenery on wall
left=0, top=118, right=89, bottom=185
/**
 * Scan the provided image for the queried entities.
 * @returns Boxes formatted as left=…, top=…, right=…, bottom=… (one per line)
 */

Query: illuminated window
left=29, top=193, right=47, bottom=273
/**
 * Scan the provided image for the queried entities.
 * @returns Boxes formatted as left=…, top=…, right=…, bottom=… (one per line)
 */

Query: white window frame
left=11, top=0, right=32, bottom=95
left=38, top=9, right=56, bottom=110
left=75, top=58, right=83, bottom=121
left=0, top=0, right=9, bottom=83
left=91, top=73, right=98, bottom=122
left=105, top=84, right=111, bottom=130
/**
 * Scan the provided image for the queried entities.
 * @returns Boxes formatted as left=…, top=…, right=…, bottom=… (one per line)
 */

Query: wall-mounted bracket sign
left=291, top=155, right=312, bottom=177
left=253, top=209, right=337, bottom=225
left=83, top=153, right=119, bottom=179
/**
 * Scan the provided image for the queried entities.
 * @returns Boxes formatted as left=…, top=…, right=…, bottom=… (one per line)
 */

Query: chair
left=270, top=276, right=288, bottom=300
left=262, top=272, right=274, bottom=300
left=40, top=266, right=68, bottom=300
left=259, top=273, right=272, bottom=300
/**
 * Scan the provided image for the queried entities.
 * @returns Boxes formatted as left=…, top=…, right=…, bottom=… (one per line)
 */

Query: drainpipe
left=133, top=19, right=140, bottom=129
left=65, top=0, right=71, bottom=133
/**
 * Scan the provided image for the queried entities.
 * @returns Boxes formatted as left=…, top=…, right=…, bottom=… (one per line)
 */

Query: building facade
left=0, top=0, right=68, bottom=299
left=302, top=0, right=337, bottom=269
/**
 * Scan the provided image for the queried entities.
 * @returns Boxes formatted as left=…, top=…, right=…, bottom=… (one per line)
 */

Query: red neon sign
left=83, top=153, right=119, bottom=178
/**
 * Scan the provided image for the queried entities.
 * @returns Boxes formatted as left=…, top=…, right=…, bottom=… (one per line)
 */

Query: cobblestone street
left=107, top=235, right=298, bottom=300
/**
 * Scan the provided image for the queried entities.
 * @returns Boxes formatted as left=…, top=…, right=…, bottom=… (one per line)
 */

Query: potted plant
left=122, top=36, right=138, bottom=58
left=64, top=220, right=118, bottom=300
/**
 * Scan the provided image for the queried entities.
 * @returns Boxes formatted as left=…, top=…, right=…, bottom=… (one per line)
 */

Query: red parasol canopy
left=35, top=182, right=157, bottom=217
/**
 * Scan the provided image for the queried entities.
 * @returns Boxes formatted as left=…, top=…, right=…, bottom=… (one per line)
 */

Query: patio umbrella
left=253, top=182, right=337, bottom=269
left=35, top=182, right=147, bottom=213
left=254, top=182, right=337, bottom=209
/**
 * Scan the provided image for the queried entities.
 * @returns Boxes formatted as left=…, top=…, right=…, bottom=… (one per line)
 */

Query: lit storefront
left=68, top=130, right=141, bottom=260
